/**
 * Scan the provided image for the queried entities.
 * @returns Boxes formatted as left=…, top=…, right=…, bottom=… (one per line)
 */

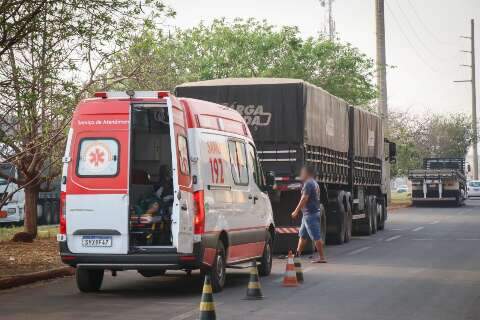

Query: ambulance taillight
left=59, top=191, right=66, bottom=235
left=193, top=190, right=205, bottom=234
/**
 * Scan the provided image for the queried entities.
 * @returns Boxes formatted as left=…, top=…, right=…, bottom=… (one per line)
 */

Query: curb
left=0, top=267, right=75, bottom=290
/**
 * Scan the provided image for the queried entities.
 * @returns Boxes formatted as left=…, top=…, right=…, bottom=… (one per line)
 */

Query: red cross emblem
left=89, top=148, right=105, bottom=167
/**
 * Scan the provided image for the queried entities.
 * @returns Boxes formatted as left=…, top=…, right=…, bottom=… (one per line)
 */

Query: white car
left=58, top=91, right=275, bottom=293
left=468, top=180, right=480, bottom=198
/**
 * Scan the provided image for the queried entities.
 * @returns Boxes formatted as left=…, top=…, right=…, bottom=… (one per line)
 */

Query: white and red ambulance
left=58, top=91, right=275, bottom=292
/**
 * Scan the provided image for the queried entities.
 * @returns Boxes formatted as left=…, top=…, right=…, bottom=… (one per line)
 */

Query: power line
left=392, top=0, right=454, bottom=63
left=405, top=0, right=456, bottom=46
left=384, top=1, right=443, bottom=74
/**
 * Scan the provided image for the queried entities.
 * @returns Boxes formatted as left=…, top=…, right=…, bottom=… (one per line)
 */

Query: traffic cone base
left=282, top=251, right=298, bottom=287
left=245, top=261, right=264, bottom=300
left=199, top=275, right=216, bottom=320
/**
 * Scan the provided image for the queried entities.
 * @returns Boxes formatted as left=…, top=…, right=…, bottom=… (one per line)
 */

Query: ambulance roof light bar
left=93, top=91, right=170, bottom=99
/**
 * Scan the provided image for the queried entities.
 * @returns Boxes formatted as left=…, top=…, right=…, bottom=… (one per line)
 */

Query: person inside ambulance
left=133, top=165, right=173, bottom=222
left=131, top=165, right=174, bottom=245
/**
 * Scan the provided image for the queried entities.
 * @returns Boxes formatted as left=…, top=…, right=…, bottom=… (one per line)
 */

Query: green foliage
left=389, top=111, right=475, bottom=177
left=0, top=0, right=173, bottom=236
left=106, top=18, right=377, bottom=106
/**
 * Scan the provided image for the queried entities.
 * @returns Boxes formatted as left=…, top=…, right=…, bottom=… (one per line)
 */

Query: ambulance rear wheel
left=202, top=242, right=226, bottom=293
left=258, top=233, right=273, bottom=276
left=76, top=269, right=104, bottom=293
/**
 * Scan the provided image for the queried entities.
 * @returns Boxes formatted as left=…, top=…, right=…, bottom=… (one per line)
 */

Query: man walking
left=291, top=166, right=327, bottom=263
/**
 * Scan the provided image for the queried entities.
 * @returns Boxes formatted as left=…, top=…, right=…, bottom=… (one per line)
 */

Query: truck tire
left=371, top=196, right=378, bottom=234
left=320, top=204, right=327, bottom=243
left=360, top=196, right=374, bottom=236
left=378, top=200, right=386, bottom=231
left=76, top=269, right=104, bottom=292
left=202, top=241, right=226, bottom=293
left=330, top=194, right=346, bottom=245
left=258, top=233, right=273, bottom=276
left=344, top=200, right=353, bottom=243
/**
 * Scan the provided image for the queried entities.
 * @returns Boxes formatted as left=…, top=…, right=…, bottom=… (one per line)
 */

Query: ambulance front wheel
left=76, top=268, right=104, bottom=293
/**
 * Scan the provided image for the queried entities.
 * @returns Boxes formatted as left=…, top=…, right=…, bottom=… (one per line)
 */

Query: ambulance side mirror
left=265, top=171, right=276, bottom=192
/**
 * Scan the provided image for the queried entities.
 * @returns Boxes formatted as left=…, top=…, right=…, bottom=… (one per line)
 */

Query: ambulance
left=58, top=91, right=275, bottom=292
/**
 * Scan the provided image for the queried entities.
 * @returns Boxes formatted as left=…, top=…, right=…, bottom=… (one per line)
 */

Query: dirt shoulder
left=0, top=238, right=65, bottom=279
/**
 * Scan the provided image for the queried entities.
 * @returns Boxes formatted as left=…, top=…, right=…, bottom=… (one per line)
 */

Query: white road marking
left=412, top=226, right=424, bottom=232
left=390, top=228, right=404, bottom=231
left=429, top=221, right=440, bottom=225
left=169, top=310, right=197, bottom=320
left=347, top=246, right=372, bottom=255
left=385, top=235, right=402, bottom=242
left=169, top=303, right=224, bottom=320
left=457, top=238, right=480, bottom=241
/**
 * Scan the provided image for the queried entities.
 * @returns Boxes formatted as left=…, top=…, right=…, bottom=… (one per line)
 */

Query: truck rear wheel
left=344, top=201, right=352, bottom=243
left=320, top=204, right=327, bottom=243
left=76, top=269, right=104, bottom=293
left=371, top=197, right=378, bottom=234
left=330, top=195, right=346, bottom=245
left=378, top=200, right=386, bottom=231
left=361, top=196, right=374, bottom=236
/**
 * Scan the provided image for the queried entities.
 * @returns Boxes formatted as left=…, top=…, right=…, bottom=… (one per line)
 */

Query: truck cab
left=58, top=91, right=275, bottom=292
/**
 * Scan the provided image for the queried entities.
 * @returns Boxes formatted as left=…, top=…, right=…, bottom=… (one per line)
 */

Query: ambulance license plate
left=81, top=236, right=112, bottom=247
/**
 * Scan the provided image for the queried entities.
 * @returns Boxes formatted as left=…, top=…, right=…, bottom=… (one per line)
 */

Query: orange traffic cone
left=282, top=250, right=298, bottom=287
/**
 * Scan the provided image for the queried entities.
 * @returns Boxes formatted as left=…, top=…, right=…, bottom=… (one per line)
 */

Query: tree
left=106, top=18, right=377, bottom=106
left=0, top=0, right=173, bottom=237
left=0, top=0, right=48, bottom=58
left=389, top=111, right=475, bottom=177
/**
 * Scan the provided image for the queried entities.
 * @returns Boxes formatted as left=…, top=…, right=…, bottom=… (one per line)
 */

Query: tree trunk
left=24, top=185, right=40, bottom=238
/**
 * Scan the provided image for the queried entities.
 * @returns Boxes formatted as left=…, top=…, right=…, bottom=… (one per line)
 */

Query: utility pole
left=455, top=19, right=478, bottom=179
left=375, top=0, right=390, bottom=201
left=376, top=0, right=388, bottom=123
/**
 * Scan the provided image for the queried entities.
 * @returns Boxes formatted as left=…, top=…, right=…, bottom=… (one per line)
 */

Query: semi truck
left=409, top=158, right=467, bottom=206
left=0, top=163, right=60, bottom=225
left=176, top=78, right=396, bottom=252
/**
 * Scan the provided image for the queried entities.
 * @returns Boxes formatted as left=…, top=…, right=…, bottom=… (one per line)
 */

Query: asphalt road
left=2, top=201, right=480, bottom=320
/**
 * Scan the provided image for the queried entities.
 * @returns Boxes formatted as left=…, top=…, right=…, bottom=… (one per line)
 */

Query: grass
left=391, top=191, right=412, bottom=206
left=0, top=225, right=58, bottom=242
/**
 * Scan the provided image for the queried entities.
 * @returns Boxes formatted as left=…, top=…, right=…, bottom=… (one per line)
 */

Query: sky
left=163, top=0, right=480, bottom=116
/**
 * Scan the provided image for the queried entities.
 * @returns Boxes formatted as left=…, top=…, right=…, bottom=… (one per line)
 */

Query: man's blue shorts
left=299, top=213, right=322, bottom=241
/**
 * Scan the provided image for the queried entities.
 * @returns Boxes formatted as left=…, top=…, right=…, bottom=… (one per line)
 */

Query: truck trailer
left=176, top=78, right=396, bottom=252
left=409, top=158, right=467, bottom=206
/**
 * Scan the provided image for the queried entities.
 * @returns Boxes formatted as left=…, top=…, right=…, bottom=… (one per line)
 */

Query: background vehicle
left=176, top=78, right=396, bottom=252
left=467, top=180, right=480, bottom=198
left=59, top=91, right=275, bottom=293
left=409, top=158, right=467, bottom=206
left=396, top=185, right=409, bottom=193
left=0, top=163, right=59, bottom=226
